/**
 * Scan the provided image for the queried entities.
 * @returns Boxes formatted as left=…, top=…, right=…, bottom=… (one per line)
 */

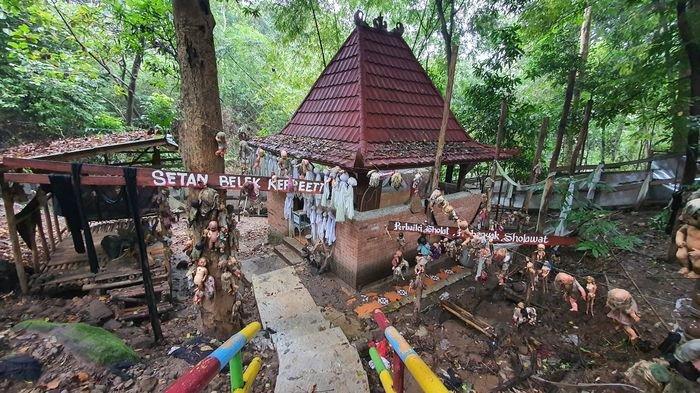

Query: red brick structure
left=254, top=12, right=515, bottom=287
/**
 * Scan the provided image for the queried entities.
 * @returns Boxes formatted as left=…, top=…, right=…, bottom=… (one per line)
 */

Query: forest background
left=1, top=0, right=697, bottom=181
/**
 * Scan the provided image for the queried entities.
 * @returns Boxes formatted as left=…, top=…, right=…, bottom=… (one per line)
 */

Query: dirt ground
left=1, top=207, right=697, bottom=392
left=296, top=208, right=697, bottom=392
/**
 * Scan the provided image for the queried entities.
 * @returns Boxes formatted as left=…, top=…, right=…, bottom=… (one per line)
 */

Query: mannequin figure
left=606, top=288, right=641, bottom=342
left=585, top=276, right=597, bottom=316
left=554, top=272, right=587, bottom=312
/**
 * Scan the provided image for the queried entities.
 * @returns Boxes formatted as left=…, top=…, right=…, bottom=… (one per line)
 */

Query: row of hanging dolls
left=245, top=147, right=357, bottom=246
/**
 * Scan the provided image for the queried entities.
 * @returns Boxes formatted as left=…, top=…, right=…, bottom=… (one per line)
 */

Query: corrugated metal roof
left=253, top=15, right=516, bottom=169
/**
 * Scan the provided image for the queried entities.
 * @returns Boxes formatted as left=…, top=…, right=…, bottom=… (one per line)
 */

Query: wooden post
left=28, top=231, right=40, bottom=272
left=537, top=68, right=576, bottom=233
left=51, top=199, right=62, bottom=242
left=523, top=117, right=549, bottom=211
left=1, top=179, right=29, bottom=294
left=456, top=164, right=468, bottom=191
left=568, top=99, right=593, bottom=175
left=37, top=220, right=50, bottom=262
left=430, top=44, right=459, bottom=191
left=39, top=191, right=56, bottom=251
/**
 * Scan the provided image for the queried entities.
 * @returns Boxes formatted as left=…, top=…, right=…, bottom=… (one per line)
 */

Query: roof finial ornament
left=391, top=22, right=405, bottom=36
left=373, top=14, right=388, bottom=31
left=354, top=10, right=369, bottom=28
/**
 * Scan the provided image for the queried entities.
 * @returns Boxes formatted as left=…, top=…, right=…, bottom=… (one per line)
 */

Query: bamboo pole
left=569, top=99, right=593, bottom=175
left=1, top=179, right=29, bottom=294
left=430, top=44, right=459, bottom=191
left=523, top=117, right=549, bottom=211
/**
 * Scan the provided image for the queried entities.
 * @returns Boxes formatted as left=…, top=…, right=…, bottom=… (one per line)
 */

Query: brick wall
left=267, top=190, right=481, bottom=288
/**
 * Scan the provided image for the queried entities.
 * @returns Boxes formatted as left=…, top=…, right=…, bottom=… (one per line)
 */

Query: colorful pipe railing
left=164, top=322, right=262, bottom=393
left=372, top=309, right=449, bottom=393
left=369, top=346, right=397, bottom=393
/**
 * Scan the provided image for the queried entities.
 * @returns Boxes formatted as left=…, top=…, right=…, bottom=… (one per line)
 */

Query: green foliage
left=567, top=203, right=642, bottom=258
left=91, top=112, right=124, bottom=130
left=143, top=92, right=176, bottom=128
left=14, top=319, right=138, bottom=365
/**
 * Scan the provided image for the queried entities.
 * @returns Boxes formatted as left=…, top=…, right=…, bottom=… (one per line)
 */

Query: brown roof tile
left=252, top=15, right=516, bottom=169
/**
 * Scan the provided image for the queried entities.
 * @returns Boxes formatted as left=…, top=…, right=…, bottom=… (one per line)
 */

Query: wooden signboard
left=0, top=157, right=324, bottom=194
left=387, top=220, right=577, bottom=246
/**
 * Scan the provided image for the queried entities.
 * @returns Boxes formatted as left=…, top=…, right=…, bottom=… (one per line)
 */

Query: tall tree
left=172, top=0, right=236, bottom=339
left=676, top=0, right=699, bottom=186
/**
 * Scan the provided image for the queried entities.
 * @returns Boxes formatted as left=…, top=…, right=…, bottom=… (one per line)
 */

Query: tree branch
left=49, top=0, right=128, bottom=88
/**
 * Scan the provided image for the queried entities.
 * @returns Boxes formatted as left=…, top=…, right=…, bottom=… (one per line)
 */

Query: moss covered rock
left=13, top=320, right=138, bottom=366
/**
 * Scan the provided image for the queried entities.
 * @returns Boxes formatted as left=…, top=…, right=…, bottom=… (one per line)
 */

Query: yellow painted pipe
left=403, top=355, right=449, bottom=393
left=378, top=370, right=396, bottom=393
left=384, top=326, right=449, bottom=393
left=240, top=322, right=262, bottom=341
left=233, top=357, right=262, bottom=393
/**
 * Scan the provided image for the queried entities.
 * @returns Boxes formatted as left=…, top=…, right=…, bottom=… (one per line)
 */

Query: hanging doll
left=606, top=288, right=641, bottom=342
left=409, top=172, right=424, bottom=213
left=554, top=272, right=587, bottom=312
left=299, top=159, right=312, bottom=178
left=492, top=247, right=511, bottom=283
left=539, top=260, right=553, bottom=293
left=204, top=275, right=215, bottom=299
left=391, top=250, right=409, bottom=281
left=675, top=196, right=700, bottom=278
left=390, top=171, right=403, bottom=190
left=443, top=203, right=458, bottom=221
left=193, top=257, right=208, bottom=289
left=524, top=261, right=538, bottom=302
left=476, top=193, right=490, bottom=230
left=203, top=220, right=220, bottom=250
left=475, top=240, right=492, bottom=282
left=215, top=131, right=227, bottom=157
left=278, top=150, right=290, bottom=177
left=417, top=234, right=431, bottom=258
left=252, top=148, right=266, bottom=171
left=368, top=170, right=381, bottom=188
left=221, top=269, right=238, bottom=295
left=585, top=276, right=597, bottom=316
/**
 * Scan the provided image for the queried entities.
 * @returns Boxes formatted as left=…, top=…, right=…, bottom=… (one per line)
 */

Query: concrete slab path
left=242, top=254, right=369, bottom=393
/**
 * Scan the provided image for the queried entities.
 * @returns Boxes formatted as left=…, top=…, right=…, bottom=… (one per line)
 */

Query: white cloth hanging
left=318, top=211, right=327, bottom=240
left=325, top=210, right=336, bottom=245
left=321, top=170, right=334, bottom=208
left=303, top=170, right=315, bottom=215
left=309, top=207, right=317, bottom=240
left=335, top=174, right=349, bottom=222
left=314, top=168, right=323, bottom=205
left=284, top=192, right=294, bottom=220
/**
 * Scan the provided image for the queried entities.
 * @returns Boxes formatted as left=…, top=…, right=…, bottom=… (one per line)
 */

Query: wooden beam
left=38, top=191, right=56, bottom=251
left=37, top=219, right=50, bottom=262
left=51, top=198, right=62, bottom=242
left=1, top=180, right=28, bottom=294
left=445, top=165, right=455, bottom=183
left=27, top=136, right=177, bottom=161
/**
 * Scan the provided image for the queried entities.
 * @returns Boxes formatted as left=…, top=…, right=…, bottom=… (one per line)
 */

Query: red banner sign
left=147, top=170, right=324, bottom=194
left=387, top=221, right=577, bottom=246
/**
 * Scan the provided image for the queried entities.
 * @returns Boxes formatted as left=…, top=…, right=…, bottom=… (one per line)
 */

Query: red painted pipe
left=165, top=357, right=220, bottom=393
left=373, top=309, right=404, bottom=393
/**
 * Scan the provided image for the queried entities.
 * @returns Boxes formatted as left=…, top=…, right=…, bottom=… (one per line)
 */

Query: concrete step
left=273, top=244, right=305, bottom=266
left=241, top=254, right=288, bottom=278
left=283, top=236, right=305, bottom=255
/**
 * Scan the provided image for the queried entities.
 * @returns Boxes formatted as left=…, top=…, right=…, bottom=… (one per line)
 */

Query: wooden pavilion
left=251, top=13, right=515, bottom=287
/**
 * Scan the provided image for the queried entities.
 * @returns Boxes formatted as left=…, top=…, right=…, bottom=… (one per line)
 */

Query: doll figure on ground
left=606, top=288, right=641, bottom=342
left=554, top=272, right=587, bottom=312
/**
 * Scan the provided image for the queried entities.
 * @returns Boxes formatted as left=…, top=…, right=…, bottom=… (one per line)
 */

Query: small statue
left=530, top=243, right=547, bottom=269
left=675, top=197, right=700, bottom=278
left=585, top=276, right=597, bottom=316
left=554, top=272, right=587, bottom=312
left=539, top=260, right=552, bottom=293
left=512, top=302, right=537, bottom=326
left=193, top=257, right=208, bottom=289
left=204, top=220, right=220, bottom=250
left=606, top=288, right=641, bottom=342
left=391, top=250, right=409, bottom=281
left=215, top=131, right=227, bottom=157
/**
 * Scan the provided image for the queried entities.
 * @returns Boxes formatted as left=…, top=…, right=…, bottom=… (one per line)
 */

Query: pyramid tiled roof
left=252, top=13, right=516, bottom=170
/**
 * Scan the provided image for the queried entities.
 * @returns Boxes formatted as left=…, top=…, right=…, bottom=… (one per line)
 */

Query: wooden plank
left=1, top=180, right=29, bottom=294
left=116, top=302, right=173, bottom=321
left=108, top=281, right=169, bottom=300
left=82, top=272, right=168, bottom=291
left=441, top=301, right=495, bottom=338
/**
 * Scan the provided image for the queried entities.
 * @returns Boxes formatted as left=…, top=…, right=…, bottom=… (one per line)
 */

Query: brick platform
left=267, top=191, right=481, bottom=288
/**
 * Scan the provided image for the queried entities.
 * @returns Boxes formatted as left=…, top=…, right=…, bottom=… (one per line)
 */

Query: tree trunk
left=563, top=4, right=593, bottom=165
left=125, top=49, right=143, bottom=127
left=523, top=117, right=549, bottom=211
left=537, top=69, right=576, bottom=233
left=677, top=0, right=699, bottom=185
left=431, top=44, right=459, bottom=191
left=173, top=0, right=234, bottom=340
left=569, top=99, right=593, bottom=174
